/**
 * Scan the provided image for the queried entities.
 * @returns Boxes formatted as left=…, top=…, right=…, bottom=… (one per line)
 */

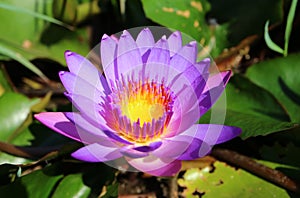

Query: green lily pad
left=246, top=53, right=300, bottom=123
left=178, top=161, right=290, bottom=198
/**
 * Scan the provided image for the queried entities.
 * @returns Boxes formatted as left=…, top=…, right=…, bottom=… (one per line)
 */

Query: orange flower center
left=101, top=78, right=174, bottom=144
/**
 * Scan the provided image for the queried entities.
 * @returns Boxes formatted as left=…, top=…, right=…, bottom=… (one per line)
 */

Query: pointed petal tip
left=58, top=71, right=66, bottom=76
left=64, top=92, right=72, bottom=99
left=197, top=58, right=211, bottom=67
left=188, top=41, right=197, bottom=46
left=101, top=34, right=109, bottom=40
left=64, top=50, right=73, bottom=57
left=33, top=113, right=42, bottom=120
left=223, top=70, right=232, bottom=84
left=202, top=57, right=210, bottom=63
left=170, top=30, right=181, bottom=38
left=142, top=27, right=150, bottom=32
left=121, top=30, right=130, bottom=37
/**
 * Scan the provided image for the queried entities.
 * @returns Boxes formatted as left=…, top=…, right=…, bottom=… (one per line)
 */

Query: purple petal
left=59, top=71, right=104, bottom=99
left=203, top=70, right=231, bottom=93
left=166, top=74, right=204, bottom=136
left=71, top=143, right=122, bottom=162
left=168, top=62, right=209, bottom=99
left=34, top=112, right=82, bottom=142
left=152, top=135, right=195, bottom=158
left=143, top=36, right=171, bottom=81
left=64, top=51, right=108, bottom=92
left=133, top=141, right=162, bottom=152
left=160, top=124, right=240, bottom=160
left=164, top=60, right=211, bottom=135
left=191, top=61, right=210, bottom=97
left=200, top=71, right=231, bottom=115
left=126, top=155, right=181, bottom=176
left=179, top=124, right=241, bottom=146
left=169, top=41, right=197, bottom=72
left=120, top=146, right=149, bottom=158
left=101, top=130, right=133, bottom=145
left=166, top=66, right=216, bottom=137
left=35, top=112, right=114, bottom=145
left=146, top=36, right=170, bottom=65
left=116, top=30, right=143, bottom=79
left=145, top=160, right=181, bottom=177
left=100, top=34, right=117, bottom=82
left=175, top=138, right=211, bottom=160
left=166, top=104, right=201, bottom=137
left=195, top=58, right=211, bottom=74
left=65, top=112, right=106, bottom=132
left=67, top=97, right=133, bottom=145
left=64, top=112, right=124, bottom=146
left=65, top=93, right=105, bottom=127
left=136, top=28, right=155, bottom=56
left=167, top=31, right=182, bottom=57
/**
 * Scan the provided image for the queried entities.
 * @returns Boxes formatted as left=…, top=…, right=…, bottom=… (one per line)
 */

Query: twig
left=167, top=175, right=178, bottom=198
left=211, top=148, right=300, bottom=194
left=0, top=141, right=61, bottom=159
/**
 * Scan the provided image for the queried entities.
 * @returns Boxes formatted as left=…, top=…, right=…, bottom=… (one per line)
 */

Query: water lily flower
left=35, top=28, right=241, bottom=176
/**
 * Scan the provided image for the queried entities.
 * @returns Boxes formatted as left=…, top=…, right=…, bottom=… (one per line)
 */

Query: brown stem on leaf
left=211, top=148, right=300, bottom=194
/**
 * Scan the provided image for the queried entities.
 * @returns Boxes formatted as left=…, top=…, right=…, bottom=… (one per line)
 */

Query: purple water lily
left=35, top=28, right=241, bottom=176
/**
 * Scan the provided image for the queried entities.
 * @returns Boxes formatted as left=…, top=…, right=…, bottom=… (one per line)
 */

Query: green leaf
left=260, top=142, right=300, bottom=168
left=0, top=0, right=90, bottom=65
left=220, top=110, right=295, bottom=139
left=0, top=92, right=38, bottom=142
left=141, top=0, right=211, bottom=41
left=246, top=53, right=300, bottom=123
left=0, top=166, right=63, bottom=198
left=141, top=0, right=228, bottom=57
left=0, top=67, right=13, bottom=93
left=264, top=21, right=284, bottom=54
left=178, top=161, right=290, bottom=198
left=0, top=2, right=71, bottom=29
left=284, top=0, right=298, bottom=56
left=200, top=75, right=295, bottom=139
left=52, top=174, right=91, bottom=198
left=101, top=183, right=119, bottom=198
left=0, top=43, right=47, bottom=80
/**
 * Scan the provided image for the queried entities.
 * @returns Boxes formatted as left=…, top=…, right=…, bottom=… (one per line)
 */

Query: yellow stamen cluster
left=101, top=78, right=174, bottom=144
